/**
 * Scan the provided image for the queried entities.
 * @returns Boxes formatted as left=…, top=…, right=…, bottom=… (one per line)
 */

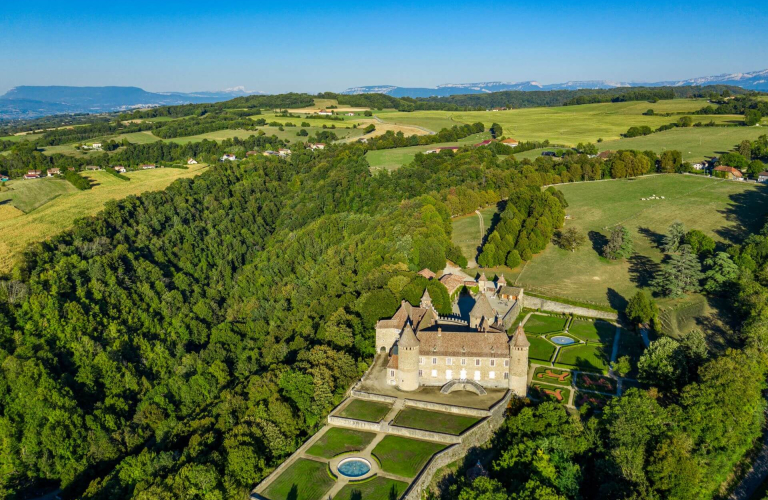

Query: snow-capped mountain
left=341, top=69, right=768, bottom=97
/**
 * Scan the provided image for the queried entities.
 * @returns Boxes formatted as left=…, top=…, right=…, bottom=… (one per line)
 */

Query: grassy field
left=450, top=204, right=500, bottom=265
left=392, top=407, right=480, bottom=435
left=598, top=125, right=768, bottom=162
left=528, top=336, right=556, bottom=363
left=306, top=428, right=376, bottom=459
left=515, top=175, right=768, bottom=306
left=0, top=177, right=78, bottom=212
left=365, top=132, right=489, bottom=172
left=261, top=458, right=335, bottom=500
left=378, top=100, right=745, bottom=146
left=337, top=400, right=392, bottom=423
left=332, top=476, right=409, bottom=500
left=555, top=344, right=611, bottom=373
left=0, top=165, right=208, bottom=272
left=568, top=319, right=615, bottom=343
left=523, top=314, right=568, bottom=335
left=371, top=436, right=447, bottom=478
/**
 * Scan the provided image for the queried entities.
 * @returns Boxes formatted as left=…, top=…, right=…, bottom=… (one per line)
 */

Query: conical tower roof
left=479, top=271, right=488, bottom=282
left=469, top=292, right=495, bottom=320
left=400, top=322, right=420, bottom=348
left=497, top=274, right=507, bottom=285
left=510, top=324, right=530, bottom=347
left=421, top=288, right=431, bottom=301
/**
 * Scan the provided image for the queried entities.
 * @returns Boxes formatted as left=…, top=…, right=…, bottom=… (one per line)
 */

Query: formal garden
left=262, top=458, right=336, bottom=500
left=371, top=435, right=447, bottom=478
left=337, top=399, right=392, bottom=422
left=531, top=383, right=572, bottom=403
left=392, top=407, right=481, bottom=436
left=332, top=476, right=409, bottom=500
left=306, top=428, right=377, bottom=459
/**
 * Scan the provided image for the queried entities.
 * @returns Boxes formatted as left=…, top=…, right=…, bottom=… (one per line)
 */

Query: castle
left=375, top=272, right=528, bottom=397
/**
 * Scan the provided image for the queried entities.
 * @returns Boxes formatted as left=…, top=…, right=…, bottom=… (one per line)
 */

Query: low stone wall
left=350, top=390, right=398, bottom=404
left=523, top=296, right=618, bottom=320
left=402, top=390, right=513, bottom=500
left=327, top=416, right=384, bottom=432
left=387, top=424, right=461, bottom=444
left=404, top=399, right=490, bottom=418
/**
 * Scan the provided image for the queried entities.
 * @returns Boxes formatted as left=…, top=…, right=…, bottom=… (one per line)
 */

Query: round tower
left=398, top=323, right=420, bottom=391
left=508, top=324, right=530, bottom=397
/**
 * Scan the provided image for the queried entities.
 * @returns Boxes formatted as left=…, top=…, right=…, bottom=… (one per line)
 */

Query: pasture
left=392, top=407, right=480, bottom=435
left=0, top=177, right=77, bottom=212
left=366, top=132, right=489, bottom=172
left=371, top=436, right=447, bottom=478
left=378, top=100, right=744, bottom=145
left=598, top=125, right=768, bottom=162
left=0, top=164, right=208, bottom=272
left=261, top=458, right=335, bottom=500
left=515, top=175, right=768, bottom=307
left=450, top=204, right=500, bottom=266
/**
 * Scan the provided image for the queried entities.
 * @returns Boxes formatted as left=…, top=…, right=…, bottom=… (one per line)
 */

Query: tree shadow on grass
left=628, top=254, right=660, bottom=288
left=637, top=226, right=665, bottom=251
left=588, top=231, right=608, bottom=256
left=714, top=186, right=768, bottom=244
left=606, top=288, right=627, bottom=313
left=288, top=485, right=299, bottom=500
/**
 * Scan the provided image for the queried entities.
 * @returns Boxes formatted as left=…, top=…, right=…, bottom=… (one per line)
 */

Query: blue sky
left=1, top=0, right=766, bottom=95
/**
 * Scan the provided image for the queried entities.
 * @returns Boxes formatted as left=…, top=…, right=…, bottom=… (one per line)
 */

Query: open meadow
left=366, top=132, right=489, bottom=171
left=0, top=164, right=208, bottom=272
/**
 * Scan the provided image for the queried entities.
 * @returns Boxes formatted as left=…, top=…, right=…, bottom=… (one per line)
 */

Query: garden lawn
left=555, top=344, right=610, bottom=374
left=306, top=428, right=376, bottom=459
left=337, top=399, right=392, bottom=422
left=528, top=336, right=556, bottom=363
left=533, top=366, right=572, bottom=386
left=393, top=407, right=480, bottom=435
left=523, top=314, right=568, bottom=335
left=568, top=320, right=616, bottom=344
left=262, top=458, right=335, bottom=500
left=372, top=436, right=447, bottom=478
left=332, top=476, right=409, bottom=500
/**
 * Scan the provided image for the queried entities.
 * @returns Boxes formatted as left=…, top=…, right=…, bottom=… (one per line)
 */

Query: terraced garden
left=371, top=436, right=447, bottom=478
left=306, top=428, right=377, bottom=459
left=392, top=407, right=480, bottom=435
left=332, top=476, right=409, bottom=500
left=337, top=399, right=392, bottom=422
left=261, top=458, right=335, bottom=500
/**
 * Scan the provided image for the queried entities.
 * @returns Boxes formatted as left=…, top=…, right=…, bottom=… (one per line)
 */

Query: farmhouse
left=187, top=158, right=198, bottom=165
left=474, top=139, right=494, bottom=147
left=376, top=278, right=526, bottom=395
left=114, top=165, right=127, bottom=173
left=24, top=170, right=41, bottom=179
left=759, top=171, right=768, bottom=183
left=85, top=165, right=101, bottom=171
left=308, top=143, right=326, bottom=150
left=417, top=268, right=436, bottom=280
left=47, top=168, right=61, bottom=176
left=714, top=165, right=743, bottom=180
left=692, top=162, right=706, bottom=171
left=317, top=110, right=333, bottom=116
left=597, top=151, right=614, bottom=160
left=246, top=151, right=258, bottom=156
left=220, top=154, right=237, bottom=161
left=425, top=146, right=461, bottom=154
left=501, top=138, right=519, bottom=146
left=263, top=151, right=279, bottom=156
left=140, top=164, right=156, bottom=169
left=278, top=148, right=291, bottom=156
left=92, top=143, right=102, bottom=150
left=345, top=112, right=355, bottom=116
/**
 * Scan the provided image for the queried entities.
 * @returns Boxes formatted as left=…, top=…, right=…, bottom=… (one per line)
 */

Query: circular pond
left=551, top=335, right=576, bottom=346
left=337, top=458, right=372, bottom=478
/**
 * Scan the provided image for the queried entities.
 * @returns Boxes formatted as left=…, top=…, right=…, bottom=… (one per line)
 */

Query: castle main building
left=375, top=282, right=529, bottom=397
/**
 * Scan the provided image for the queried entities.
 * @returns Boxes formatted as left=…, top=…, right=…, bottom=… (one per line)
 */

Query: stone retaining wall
left=350, top=390, right=398, bottom=404
left=387, top=424, right=461, bottom=444
left=523, top=296, right=618, bottom=320
left=402, top=391, right=513, bottom=500
left=404, top=399, right=490, bottom=418
left=327, top=416, right=383, bottom=432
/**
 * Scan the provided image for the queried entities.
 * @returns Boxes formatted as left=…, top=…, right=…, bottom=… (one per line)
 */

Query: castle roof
left=469, top=293, right=495, bottom=320
left=510, top=324, right=530, bottom=348
left=439, top=273, right=466, bottom=296
left=479, top=272, right=488, bottom=282
left=417, top=329, right=509, bottom=358
left=387, top=354, right=399, bottom=369
left=377, top=300, right=429, bottom=330
left=497, top=274, right=507, bottom=285
left=399, top=323, right=420, bottom=348
left=418, top=268, right=436, bottom=279
left=421, top=288, right=431, bottom=301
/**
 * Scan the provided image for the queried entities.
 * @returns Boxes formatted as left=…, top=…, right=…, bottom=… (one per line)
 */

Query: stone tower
left=398, top=323, right=420, bottom=391
left=508, top=324, right=529, bottom=397
left=420, top=288, right=432, bottom=310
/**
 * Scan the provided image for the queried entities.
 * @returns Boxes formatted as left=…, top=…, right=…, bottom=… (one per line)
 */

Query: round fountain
left=336, top=457, right=372, bottom=478
left=550, top=335, right=576, bottom=345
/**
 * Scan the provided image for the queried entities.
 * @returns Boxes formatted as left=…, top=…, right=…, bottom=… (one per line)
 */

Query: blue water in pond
left=551, top=336, right=576, bottom=345
left=337, top=459, right=371, bottom=478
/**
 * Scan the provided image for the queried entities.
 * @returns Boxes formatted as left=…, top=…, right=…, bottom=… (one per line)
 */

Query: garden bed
left=531, top=384, right=572, bottom=404
left=533, top=366, right=572, bottom=386
left=574, top=373, right=618, bottom=394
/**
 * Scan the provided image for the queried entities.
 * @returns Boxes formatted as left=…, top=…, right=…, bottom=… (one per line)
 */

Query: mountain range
left=0, top=86, right=264, bottom=120
left=341, top=69, right=768, bottom=97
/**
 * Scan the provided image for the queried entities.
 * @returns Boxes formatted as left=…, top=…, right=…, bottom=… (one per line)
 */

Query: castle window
left=504, top=359, right=510, bottom=367
left=431, top=369, right=437, bottom=378
left=446, top=369, right=453, bottom=380
left=475, top=359, right=481, bottom=366
left=474, top=370, right=481, bottom=381
left=461, top=358, right=466, bottom=365
left=446, top=358, right=452, bottom=365
left=389, top=370, right=395, bottom=377
left=432, top=357, right=437, bottom=365
left=419, top=370, right=423, bottom=377
left=504, top=372, right=509, bottom=380
left=419, top=357, right=424, bottom=365
left=490, top=359, right=496, bottom=367
left=489, top=371, right=495, bottom=379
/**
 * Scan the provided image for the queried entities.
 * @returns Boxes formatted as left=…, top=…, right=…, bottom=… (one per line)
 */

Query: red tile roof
left=714, top=165, right=743, bottom=177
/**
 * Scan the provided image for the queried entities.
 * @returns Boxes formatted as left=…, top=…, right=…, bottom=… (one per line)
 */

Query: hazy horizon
left=2, top=0, right=767, bottom=95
